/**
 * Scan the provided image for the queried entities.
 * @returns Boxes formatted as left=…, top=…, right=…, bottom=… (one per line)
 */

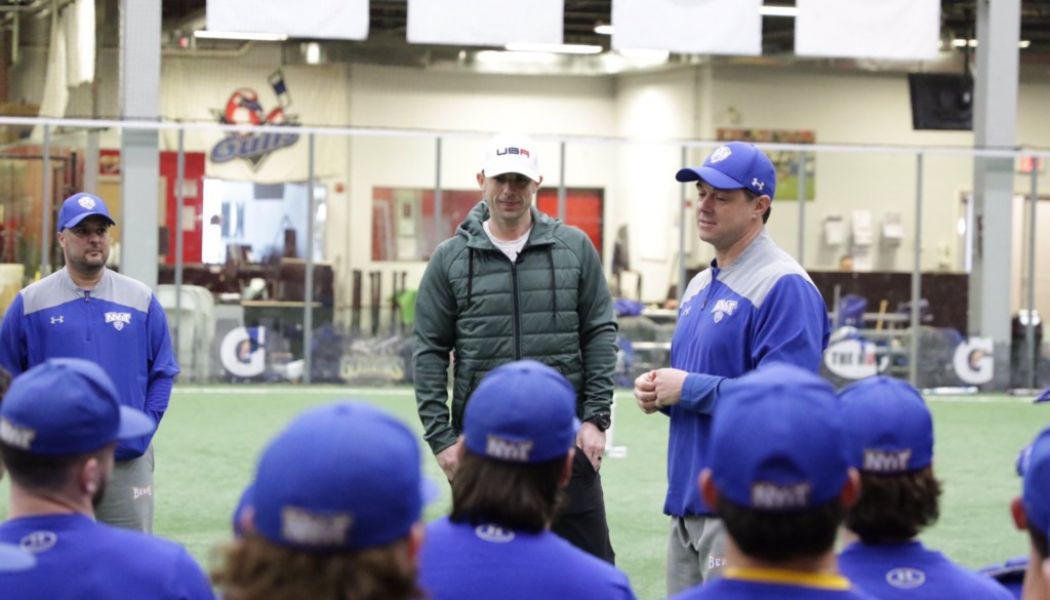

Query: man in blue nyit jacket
left=634, top=142, right=830, bottom=595
left=0, top=193, right=178, bottom=533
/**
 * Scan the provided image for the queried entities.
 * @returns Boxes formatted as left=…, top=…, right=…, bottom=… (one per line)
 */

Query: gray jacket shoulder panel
left=720, top=231, right=815, bottom=308
left=21, top=268, right=153, bottom=315
left=94, top=270, right=154, bottom=313
left=19, top=271, right=78, bottom=315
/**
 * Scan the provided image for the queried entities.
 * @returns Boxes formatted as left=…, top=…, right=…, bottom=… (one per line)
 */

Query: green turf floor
left=0, top=387, right=1045, bottom=599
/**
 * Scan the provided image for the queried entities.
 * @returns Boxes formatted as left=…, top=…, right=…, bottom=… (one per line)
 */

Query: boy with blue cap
left=419, top=360, right=636, bottom=599
left=635, top=142, right=830, bottom=594
left=0, top=358, right=213, bottom=599
left=1008, top=428, right=1050, bottom=599
left=837, top=376, right=1012, bottom=599
left=213, top=401, right=431, bottom=600
left=0, top=192, right=179, bottom=533
left=672, top=363, right=872, bottom=599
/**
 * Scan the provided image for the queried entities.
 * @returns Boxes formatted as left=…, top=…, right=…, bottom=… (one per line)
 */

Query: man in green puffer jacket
left=414, top=133, right=619, bottom=563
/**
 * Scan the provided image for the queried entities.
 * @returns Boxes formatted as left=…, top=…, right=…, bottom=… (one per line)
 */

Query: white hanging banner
left=206, top=0, right=369, bottom=40
left=612, top=0, right=762, bottom=56
left=795, top=0, right=939, bottom=60
left=407, top=0, right=562, bottom=46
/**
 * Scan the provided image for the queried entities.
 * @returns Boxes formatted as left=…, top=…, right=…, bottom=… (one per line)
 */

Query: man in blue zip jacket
left=634, top=142, right=830, bottom=595
left=0, top=193, right=179, bottom=532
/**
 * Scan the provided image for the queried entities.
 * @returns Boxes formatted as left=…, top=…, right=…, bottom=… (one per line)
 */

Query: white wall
left=14, top=46, right=1050, bottom=318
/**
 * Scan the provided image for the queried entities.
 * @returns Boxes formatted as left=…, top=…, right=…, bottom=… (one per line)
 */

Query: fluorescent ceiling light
left=759, top=5, right=799, bottom=17
left=1020, top=40, right=1032, bottom=48
left=504, top=43, right=603, bottom=55
left=194, top=30, right=288, bottom=42
left=594, top=24, right=614, bottom=35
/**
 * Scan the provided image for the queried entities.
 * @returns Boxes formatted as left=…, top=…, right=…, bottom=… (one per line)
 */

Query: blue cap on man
left=464, top=360, right=580, bottom=464
left=247, top=402, right=435, bottom=552
left=0, top=358, right=154, bottom=455
left=57, top=193, right=116, bottom=232
left=839, top=376, right=934, bottom=474
left=675, top=141, right=777, bottom=200
left=708, top=363, right=849, bottom=511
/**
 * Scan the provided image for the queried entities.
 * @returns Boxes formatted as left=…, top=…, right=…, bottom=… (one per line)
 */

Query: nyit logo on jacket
left=104, top=312, right=132, bottom=331
left=711, top=299, right=738, bottom=323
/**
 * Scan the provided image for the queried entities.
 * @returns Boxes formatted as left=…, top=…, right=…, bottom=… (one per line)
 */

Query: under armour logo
left=50, top=316, right=63, bottom=324
left=752, top=178, right=764, bottom=191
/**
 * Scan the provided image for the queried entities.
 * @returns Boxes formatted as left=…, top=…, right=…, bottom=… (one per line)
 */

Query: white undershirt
left=483, top=220, right=531, bottom=262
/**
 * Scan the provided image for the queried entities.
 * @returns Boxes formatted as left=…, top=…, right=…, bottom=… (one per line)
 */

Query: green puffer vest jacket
left=413, top=200, right=618, bottom=454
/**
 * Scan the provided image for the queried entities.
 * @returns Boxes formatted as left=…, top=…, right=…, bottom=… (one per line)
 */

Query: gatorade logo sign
left=953, top=337, right=994, bottom=385
left=221, top=327, right=267, bottom=378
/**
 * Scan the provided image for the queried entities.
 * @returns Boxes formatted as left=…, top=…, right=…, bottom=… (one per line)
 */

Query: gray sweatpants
left=95, top=446, right=155, bottom=534
left=666, top=515, right=727, bottom=597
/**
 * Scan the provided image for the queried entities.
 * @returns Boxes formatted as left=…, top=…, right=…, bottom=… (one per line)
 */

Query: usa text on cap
left=481, top=133, right=541, bottom=183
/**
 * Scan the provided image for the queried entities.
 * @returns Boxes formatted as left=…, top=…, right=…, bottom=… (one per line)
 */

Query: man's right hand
left=633, top=370, right=659, bottom=414
left=436, top=439, right=463, bottom=481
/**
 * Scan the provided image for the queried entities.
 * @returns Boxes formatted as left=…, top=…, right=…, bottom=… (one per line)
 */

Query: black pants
left=551, top=450, right=616, bottom=564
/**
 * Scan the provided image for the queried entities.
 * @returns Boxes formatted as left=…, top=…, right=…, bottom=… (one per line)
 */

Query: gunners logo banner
left=210, top=69, right=300, bottom=170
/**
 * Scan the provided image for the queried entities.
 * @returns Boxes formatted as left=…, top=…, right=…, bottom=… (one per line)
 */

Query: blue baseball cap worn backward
left=249, top=402, right=435, bottom=552
left=709, top=363, right=849, bottom=512
left=675, top=142, right=777, bottom=200
left=57, top=193, right=116, bottom=232
left=1020, top=428, right=1050, bottom=538
left=0, top=358, right=154, bottom=455
left=464, top=360, right=580, bottom=464
left=839, top=376, right=934, bottom=474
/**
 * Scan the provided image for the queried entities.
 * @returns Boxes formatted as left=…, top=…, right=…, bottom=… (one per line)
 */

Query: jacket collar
left=459, top=200, right=558, bottom=250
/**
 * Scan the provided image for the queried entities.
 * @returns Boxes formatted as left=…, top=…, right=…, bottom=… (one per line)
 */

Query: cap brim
left=61, top=212, right=117, bottom=231
left=0, top=543, right=35, bottom=572
left=117, top=406, right=156, bottom=440
left=674, top=166, right=745, bottom=190
left=483, top=166, right=541, bottom=183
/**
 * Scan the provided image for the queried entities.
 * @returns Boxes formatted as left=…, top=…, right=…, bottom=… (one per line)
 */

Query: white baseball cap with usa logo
left=481, top=133, right=541, bottom=183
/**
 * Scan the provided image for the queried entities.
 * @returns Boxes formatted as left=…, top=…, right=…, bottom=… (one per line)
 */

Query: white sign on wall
left=407, top=0, right=562, bottom=47
left=206, top=0, right=368, bottom=41
left=612, top=0, right=762, bottom=56
left=795, top=0, right=939, bottom=60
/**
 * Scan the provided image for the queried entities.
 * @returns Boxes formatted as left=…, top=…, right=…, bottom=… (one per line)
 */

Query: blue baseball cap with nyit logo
left=1019, top=428, right=1050, bottom=538
left=709, top=363, right=849, bottom=512
left=839, top=376, right=934, bottom=474
left=464, top=360, right=579, bottom=464
left=0, top=358, right=154, bottom=455
left=57, top=192, right=116, bottom=232
left=675, top=141, right=777, bottom=200
left=248, top=402, right=436, bottom=552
